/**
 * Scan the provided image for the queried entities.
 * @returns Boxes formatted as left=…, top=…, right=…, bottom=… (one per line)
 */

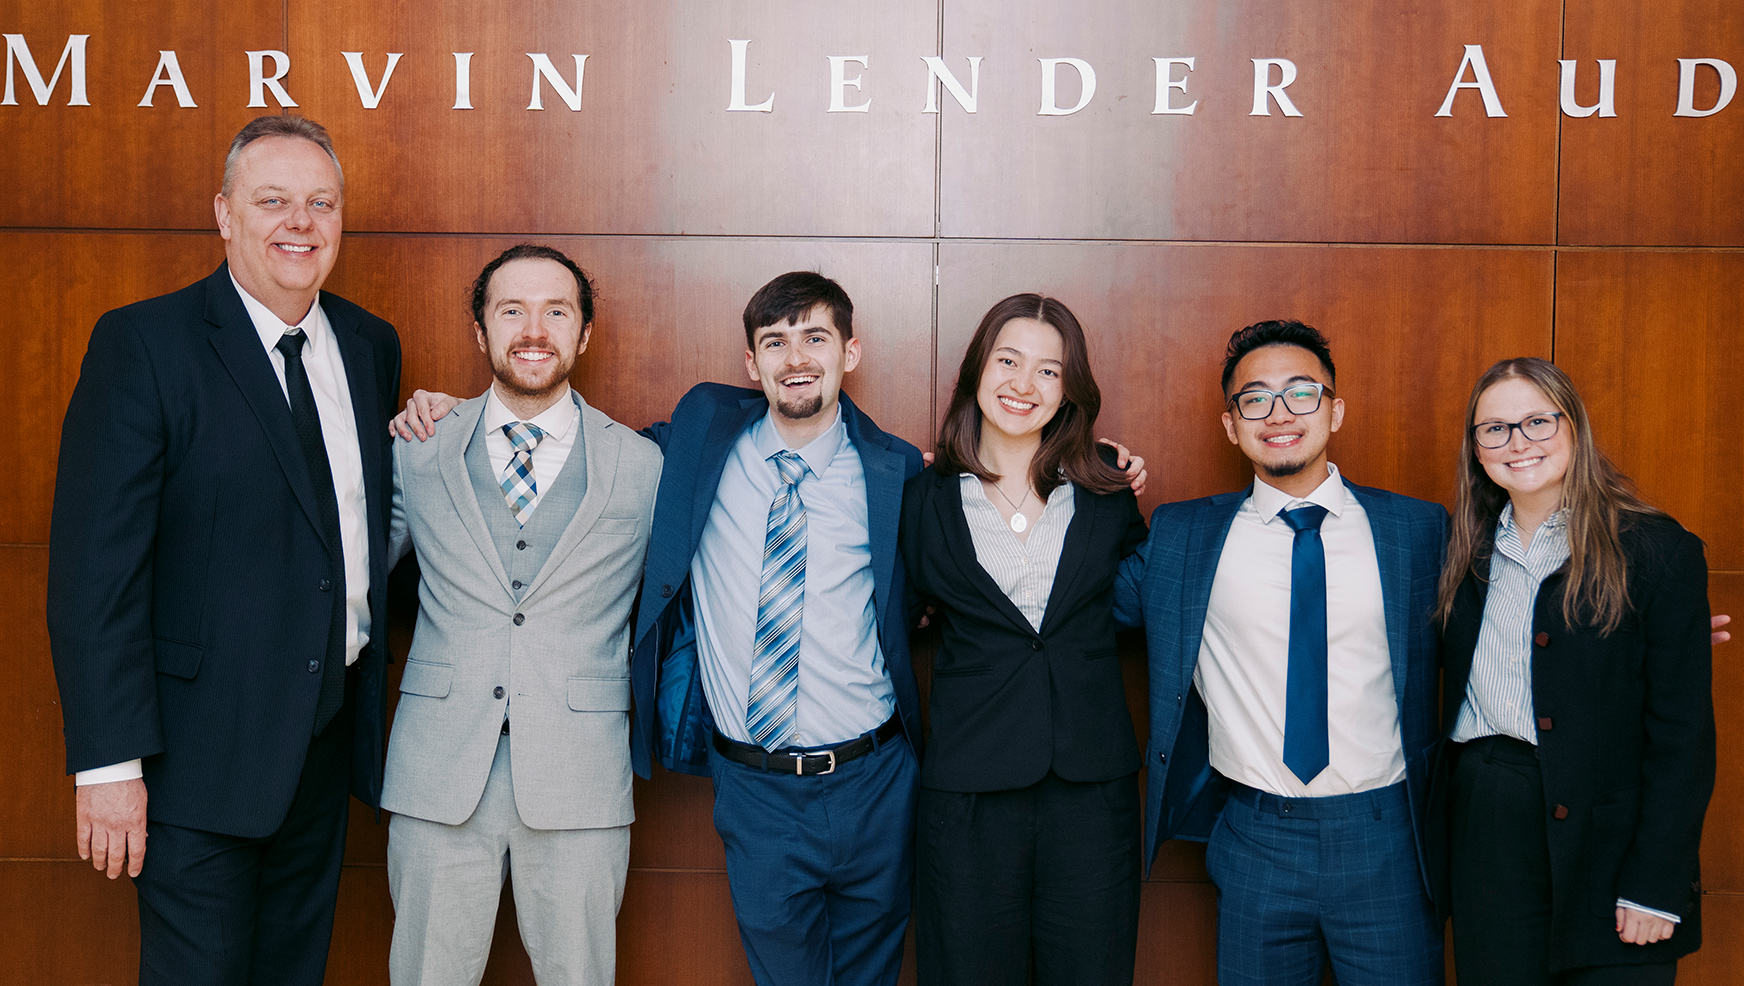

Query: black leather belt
left=712, top=716, right=901, bottom=776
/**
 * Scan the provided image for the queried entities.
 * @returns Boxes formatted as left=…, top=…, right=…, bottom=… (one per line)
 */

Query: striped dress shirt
left=1450, top=505, right=1568, bottom=746
left=958, top=475, right=1074, bottom=632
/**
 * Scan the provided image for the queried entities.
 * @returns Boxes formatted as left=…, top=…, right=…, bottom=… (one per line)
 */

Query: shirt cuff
left=1616, top=898, right=1682, bottom=924
left=75, top=760, right=144, bottom=786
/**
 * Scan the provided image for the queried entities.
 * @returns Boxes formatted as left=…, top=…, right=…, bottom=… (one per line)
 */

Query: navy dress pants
left=709, top=727, right=918, bottom=986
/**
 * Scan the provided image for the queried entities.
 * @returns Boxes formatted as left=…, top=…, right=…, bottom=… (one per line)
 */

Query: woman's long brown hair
left=934, top=294, right=1127, bottom=498
left=1435, top=357, right=1665, bottom=634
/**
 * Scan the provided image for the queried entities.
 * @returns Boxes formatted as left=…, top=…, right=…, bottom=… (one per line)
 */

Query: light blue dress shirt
left=690, top=405, right=895, bottom=748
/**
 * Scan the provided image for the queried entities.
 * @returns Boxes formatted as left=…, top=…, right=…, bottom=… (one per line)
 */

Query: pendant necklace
left=990, top=481, right=1032, bottom=533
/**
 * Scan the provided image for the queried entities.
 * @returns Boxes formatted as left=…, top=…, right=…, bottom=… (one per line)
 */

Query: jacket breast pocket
left=399, top=659, right=454, bottom=699
left=153, top=638, right=204, bottom=680
left=592, top=516, right=640, bottom=537
left=569, top=675, right=632, bottom=712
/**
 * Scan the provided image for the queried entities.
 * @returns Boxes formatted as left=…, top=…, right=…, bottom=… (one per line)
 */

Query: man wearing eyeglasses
left=1113, top=319, right=1449, bottom=986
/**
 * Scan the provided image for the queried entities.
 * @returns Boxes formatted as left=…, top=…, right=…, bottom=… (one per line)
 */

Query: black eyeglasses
left=1472, top=412, right=1564, bottom=449
left=1227, top=382, right=1331, bottom=420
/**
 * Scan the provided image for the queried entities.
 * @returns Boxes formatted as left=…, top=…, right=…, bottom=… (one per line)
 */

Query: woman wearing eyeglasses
left=899, top=294, right=1147, bottom=986
left=1434, top=357, right=1714, bottom=985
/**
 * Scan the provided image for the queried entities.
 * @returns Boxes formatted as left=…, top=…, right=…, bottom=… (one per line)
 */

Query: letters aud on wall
left=3, top=35, right=1740, bottom=120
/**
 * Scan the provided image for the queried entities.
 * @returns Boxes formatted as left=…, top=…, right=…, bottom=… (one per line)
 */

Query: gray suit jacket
left=383, top=389, right=662, bottom=830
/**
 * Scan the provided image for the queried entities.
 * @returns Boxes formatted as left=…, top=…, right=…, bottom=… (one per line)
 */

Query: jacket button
left=318, top=578, right=332, bottom=592
left=1157, top=751, right=1167, bottom=763
left=1031, top=641, right=1043, bottom=651
left=1534, top=632, right=1550, bottom=647
left=1538, top=717, right=1554, bottom=731
left=661, top=585, right=673, bottom=598
left=1553, top=804, right=1569, bottom=820
left=513, top=613, right=525, bottom=626
left=493, top=686, right=504, bottom=699
left=307, top=660, right=320, bottom=673
left=512, top=580, right=523, bottom=590
left=517, top=540, right=528, bottom=550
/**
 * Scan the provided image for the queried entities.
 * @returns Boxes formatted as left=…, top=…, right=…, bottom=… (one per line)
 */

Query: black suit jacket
left=48, top=263, right=401, bottom=838
left=1435, top=513, right=1714, bottom=968
left=900, top=465, right=1148, bottom=792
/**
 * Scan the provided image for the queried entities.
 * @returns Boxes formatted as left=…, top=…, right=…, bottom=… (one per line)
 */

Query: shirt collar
left=483, top=385, right=579, bottom=442
left=1250, top=461, right=1348, bottom=523
left=1497, top=502, right=1568, bottom=538
left=232, top=271, right=326, bottom=352
left=753, top=404, right=845, bottom=479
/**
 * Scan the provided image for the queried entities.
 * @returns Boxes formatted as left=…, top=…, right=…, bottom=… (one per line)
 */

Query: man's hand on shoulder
left=77, top=778, right=147, bottom=879
left=389, top=390, right=461, bottom=442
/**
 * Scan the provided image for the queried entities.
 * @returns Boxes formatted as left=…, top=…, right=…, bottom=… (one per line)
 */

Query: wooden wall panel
left=939, top=0, right=1561, bottom=243
left=1552, top=250, right=1744, bottom=569
left=936, top=243, right=1554, bottom=514
left=0, top=862, right=137, bottom=986
left=1670, top=890, right=1744, bottom=986
left=0, top=1, right=281, bottom=229
left=1559, top=1, right=1744, bottom=246
left=286, top=0, right=939, bottom=236
left=323, top=235, right=940, bottom=444
left=1134, top=881, right=1218, bottom=985
left=0, top=232, right=224, bottom=544
left=0, top=548, right=73, bottom=859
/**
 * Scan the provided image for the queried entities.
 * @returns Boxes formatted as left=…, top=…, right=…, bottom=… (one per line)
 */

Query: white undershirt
left=1194, top=463, right=1405, bottom=797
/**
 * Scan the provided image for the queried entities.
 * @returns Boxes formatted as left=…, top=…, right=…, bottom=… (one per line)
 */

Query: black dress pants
left=134, top=687, right=355, bottom=986
left=1450, top=735, right=1677, bottom=986
left=916, top=770, right=1141, bottom=986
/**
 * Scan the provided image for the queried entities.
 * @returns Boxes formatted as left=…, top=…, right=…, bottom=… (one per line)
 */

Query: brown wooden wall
left=3, top=0, right=1741, bottom=982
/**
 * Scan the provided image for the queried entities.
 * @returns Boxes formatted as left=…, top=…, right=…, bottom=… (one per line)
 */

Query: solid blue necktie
left=747, top=450, right=807, bottom=750
left=1280, top=503, right=1330, bottom=785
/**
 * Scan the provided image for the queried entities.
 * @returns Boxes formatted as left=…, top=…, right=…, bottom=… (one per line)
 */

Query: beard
left=774, top=390, right=824, bottom=421
left=1259, top=457, right=1308, bottom=479
left=490, top=346, right=574, bottom=400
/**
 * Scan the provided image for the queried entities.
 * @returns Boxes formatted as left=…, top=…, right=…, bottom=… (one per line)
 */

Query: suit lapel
left=692, top=397, right=765, bottom=550
left=1348, top=481, right=1412, bottom=710
left=328, top=298, right=385, bottom=583
left=935, top=473, right=1037, bottom=633
left=1038, top=484, right=1096, bottom=634
left=1182, top=489, right=1247, bottom=677
left=204, top=267, right=332, bottom=554
left=524, top=396, right=619, bottom=599
left=438, top=397, right=513, bottom=596
left=842, top=394, right=905, bottom=630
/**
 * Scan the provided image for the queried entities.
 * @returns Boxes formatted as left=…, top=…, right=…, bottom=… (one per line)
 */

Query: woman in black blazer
left=901, top=294, right=1148, bottom=986
left=1434, top=358, right=1714, bottom=986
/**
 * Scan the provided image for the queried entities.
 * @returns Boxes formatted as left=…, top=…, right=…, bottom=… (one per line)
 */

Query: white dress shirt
left=481, top=385, right=580, bottom=516
left=1195, top=463, right=1406, bottom=798
left=77, top=280, right=372, bottom=786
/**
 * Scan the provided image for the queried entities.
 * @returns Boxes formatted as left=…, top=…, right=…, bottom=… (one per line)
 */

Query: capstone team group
left=46, top=116, right=1722, bottom=986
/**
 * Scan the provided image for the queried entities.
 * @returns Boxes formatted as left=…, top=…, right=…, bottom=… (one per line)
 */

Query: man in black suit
left=47, top=115, right=401, bottom=986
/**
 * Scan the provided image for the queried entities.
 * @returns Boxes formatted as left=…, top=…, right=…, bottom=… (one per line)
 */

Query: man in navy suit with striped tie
left=630, top=272, right=928, bottom=986
left=1114, top=320, right=1449, bottom=986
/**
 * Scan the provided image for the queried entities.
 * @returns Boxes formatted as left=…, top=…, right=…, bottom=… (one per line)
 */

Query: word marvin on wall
left=3, top=35, right=1739, bottom=119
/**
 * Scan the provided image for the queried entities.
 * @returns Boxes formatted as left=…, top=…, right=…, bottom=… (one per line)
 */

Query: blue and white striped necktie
left=747, top=450, right=808, bottom=750
left=499, top=421, right=546, bottom=527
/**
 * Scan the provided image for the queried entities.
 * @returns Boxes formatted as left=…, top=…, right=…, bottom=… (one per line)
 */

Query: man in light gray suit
left=383, top=244, right=662, bottom=986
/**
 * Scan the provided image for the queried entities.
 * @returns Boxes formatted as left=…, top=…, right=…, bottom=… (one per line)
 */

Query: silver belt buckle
left=798, top=750, right=838, bottom=775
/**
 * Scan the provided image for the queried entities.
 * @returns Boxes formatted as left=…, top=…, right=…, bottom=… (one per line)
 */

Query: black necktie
left=275, top=329, right=348, bottom=735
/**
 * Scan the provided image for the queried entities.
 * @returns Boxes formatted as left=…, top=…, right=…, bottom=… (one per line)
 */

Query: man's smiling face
left=1221, top=343, right=1344, bottom=484
left=214, top=135, right=343, bottom=324
left=744, top=303, right=861, bottom=426
left=475, top=257, right=589, bottom=406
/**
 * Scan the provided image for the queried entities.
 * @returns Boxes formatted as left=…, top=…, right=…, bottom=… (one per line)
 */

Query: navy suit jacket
left=628, top=383, right=925, bottom=779
left=1113, top=477, right=1448, bottom=889
left=48, top=264, right=401, bottom=838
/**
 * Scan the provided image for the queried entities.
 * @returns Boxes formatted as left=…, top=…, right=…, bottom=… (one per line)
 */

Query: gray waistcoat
left=465, top=398, right=589, bottom=602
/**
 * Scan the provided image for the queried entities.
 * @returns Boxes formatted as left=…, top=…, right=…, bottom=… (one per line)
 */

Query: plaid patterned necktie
left=747, top=450, right=807, bottom=750
left=499, top=421, right=546, bottom=526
